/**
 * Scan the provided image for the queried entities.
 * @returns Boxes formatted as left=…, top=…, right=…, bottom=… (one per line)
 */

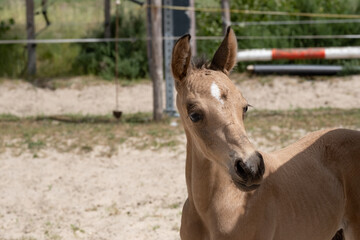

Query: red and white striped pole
left=237, top=47, right=360, bottom=61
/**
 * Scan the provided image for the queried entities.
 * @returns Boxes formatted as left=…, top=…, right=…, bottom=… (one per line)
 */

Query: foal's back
left=266, top=128, right=360, bottom=239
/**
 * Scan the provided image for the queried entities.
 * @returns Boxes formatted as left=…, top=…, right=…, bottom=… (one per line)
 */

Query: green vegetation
left=0, top=112, right=181, bottom=156
left=245, top=108, right=360, bottom=148
left=0, top=0, right=114, bottom=79
left=197, top=0, right=360, bottom=71
left=0, top=6, right=24, bottom=77
left=70, top=224, right=85, bottom=235
left=75, top=9, right=147, bottom=80
left=0, top=109, right=359, bottom=156
left=152, top=225, right=160, bottom=231
left=1, top=0, right=360, bottom=79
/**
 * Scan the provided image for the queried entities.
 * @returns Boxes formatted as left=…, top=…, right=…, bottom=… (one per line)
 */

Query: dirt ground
left=1, top=75, right=360, bottom=117
left=0, top=75, right=360, bottom=240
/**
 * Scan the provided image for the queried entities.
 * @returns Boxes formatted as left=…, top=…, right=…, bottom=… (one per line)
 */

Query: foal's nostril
left=234, top=159, right=249, bottom=181
left=234, top=153, right=265, bottom=181
left=256, top=151, right=265, bottom=176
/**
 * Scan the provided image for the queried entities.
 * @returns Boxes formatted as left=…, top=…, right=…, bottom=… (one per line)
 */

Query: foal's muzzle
left=233, top=151, right=265, bottom=191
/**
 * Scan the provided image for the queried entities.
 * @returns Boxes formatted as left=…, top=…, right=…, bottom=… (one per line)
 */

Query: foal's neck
left=185, top=133, right=245, bottom=219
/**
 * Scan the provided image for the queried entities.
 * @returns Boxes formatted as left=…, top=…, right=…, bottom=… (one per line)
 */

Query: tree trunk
left=189, top=0, right=196, bottom=56
left=104, top=0, right=111, bottom=38
left=149, top=0, right=163, bottom=121
left=146, top=0, right=153, bottom=79
left=221, top=0, right=230, bottom=36
left=26, top=0, right=36, bottom=76
left=41, top=0, right=50, bottom=26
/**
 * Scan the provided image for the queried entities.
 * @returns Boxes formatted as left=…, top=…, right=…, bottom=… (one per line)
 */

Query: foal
left=172, top=27, right=360, bottom=240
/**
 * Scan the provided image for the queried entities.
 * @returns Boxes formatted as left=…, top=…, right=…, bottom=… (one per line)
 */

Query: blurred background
left=1, top=0, right=360, bottom=80
left=0, top=1, right=360, bottom=239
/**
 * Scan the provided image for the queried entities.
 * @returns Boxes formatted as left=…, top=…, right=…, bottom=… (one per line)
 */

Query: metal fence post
left=163, top=0, right=177, bottom=116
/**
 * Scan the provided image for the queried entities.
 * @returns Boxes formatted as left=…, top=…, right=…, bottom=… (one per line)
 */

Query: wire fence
left=3, top=0, right=360, bottom=43
left=3, top=34, right=360, bottom=45
left=2, top=0, right=360, bottom=78
left=148, top=4, right=360, bottom=19
left=231, top=19, right=360, bottom=26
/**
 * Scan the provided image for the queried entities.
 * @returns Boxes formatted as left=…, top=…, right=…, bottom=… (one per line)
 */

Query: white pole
left=325, top=47, right=360, bottom=59
left=237, top=46, right=360, bottom=62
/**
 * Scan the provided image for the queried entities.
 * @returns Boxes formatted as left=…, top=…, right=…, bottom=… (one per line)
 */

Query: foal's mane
left=192, top=55, right=209, bottom=70
left=192, top=55, right=238, bottom=72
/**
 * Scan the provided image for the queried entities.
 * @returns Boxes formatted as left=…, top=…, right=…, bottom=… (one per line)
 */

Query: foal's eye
left=189, top=112, right=203, bottom=123
left=243, top=105, right=248, bottom=113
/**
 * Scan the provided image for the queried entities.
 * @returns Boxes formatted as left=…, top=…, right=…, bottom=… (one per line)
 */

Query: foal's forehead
left=180, top=69, right=248, bottom=108
left=186, top=70, right=235, bottom=95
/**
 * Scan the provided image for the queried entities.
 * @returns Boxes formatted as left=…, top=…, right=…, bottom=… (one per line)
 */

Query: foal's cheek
left=200, top=129, right=228, bottom=158
left=197, top=128, right=213, bottom=146
left=193, top=128, right=216, bottom=153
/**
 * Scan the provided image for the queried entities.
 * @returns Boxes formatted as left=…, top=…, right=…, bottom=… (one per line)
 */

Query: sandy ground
left=0, top=146, right=187, bottom=240
left=1, top=75, right=360, bottom=117
left=0, top=75, right=359, bottom=240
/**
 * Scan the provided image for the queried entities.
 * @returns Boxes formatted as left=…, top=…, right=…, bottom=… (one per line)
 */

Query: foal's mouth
left=232, top=178, right=261, bottom=192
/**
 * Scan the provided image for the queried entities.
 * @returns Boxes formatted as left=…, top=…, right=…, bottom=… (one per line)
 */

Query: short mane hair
left=192, top=55, right=209, bottom=69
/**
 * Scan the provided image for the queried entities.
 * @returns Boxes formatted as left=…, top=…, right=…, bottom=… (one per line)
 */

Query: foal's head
left=172, top=28, right=265, bottom=191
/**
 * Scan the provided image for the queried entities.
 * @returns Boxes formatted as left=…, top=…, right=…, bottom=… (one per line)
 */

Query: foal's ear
left=210, top=27, right=238, bottom=75
left=171, top=34, right=192, bottom=82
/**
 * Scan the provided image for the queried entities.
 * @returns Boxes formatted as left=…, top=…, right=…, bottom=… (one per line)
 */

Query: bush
left=0, top=16, right=25, bottom=78
left=75, top=9, right=148, bottom=80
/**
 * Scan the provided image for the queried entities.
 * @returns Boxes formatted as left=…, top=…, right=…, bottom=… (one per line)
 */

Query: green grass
left=1, top=0, right=104, bottom=78
left=0, top=112, right=181, bottom=155
left=168, top=202, right=181, bottom=209
left=0, top=0, right=145, bottom=79
left=0, top=108, right=359, bottom=156
left=70, top=224, right=85, bottom=235
left=245, top=108, right=360, bottom=148
left=245, top=108, right=360, bottom=130
left=152, top=225, right=160, bottom=231
left=1, top=0, right=107, bottom=39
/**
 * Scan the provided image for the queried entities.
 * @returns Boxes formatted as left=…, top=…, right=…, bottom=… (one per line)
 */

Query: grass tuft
left=0, top=109, right=359, bottom=156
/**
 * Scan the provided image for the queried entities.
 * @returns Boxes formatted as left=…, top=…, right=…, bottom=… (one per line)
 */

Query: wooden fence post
left=148, top=0, right=163, bottom=121
left=26, top=0, right=36, bottom=76
left=104, top=0, right=111, bottom=38
left=221, top=0, right=230, bottom=36
left=146, top=0, right=153, bottom=79
left=189, top=0, right=196, bottom=56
